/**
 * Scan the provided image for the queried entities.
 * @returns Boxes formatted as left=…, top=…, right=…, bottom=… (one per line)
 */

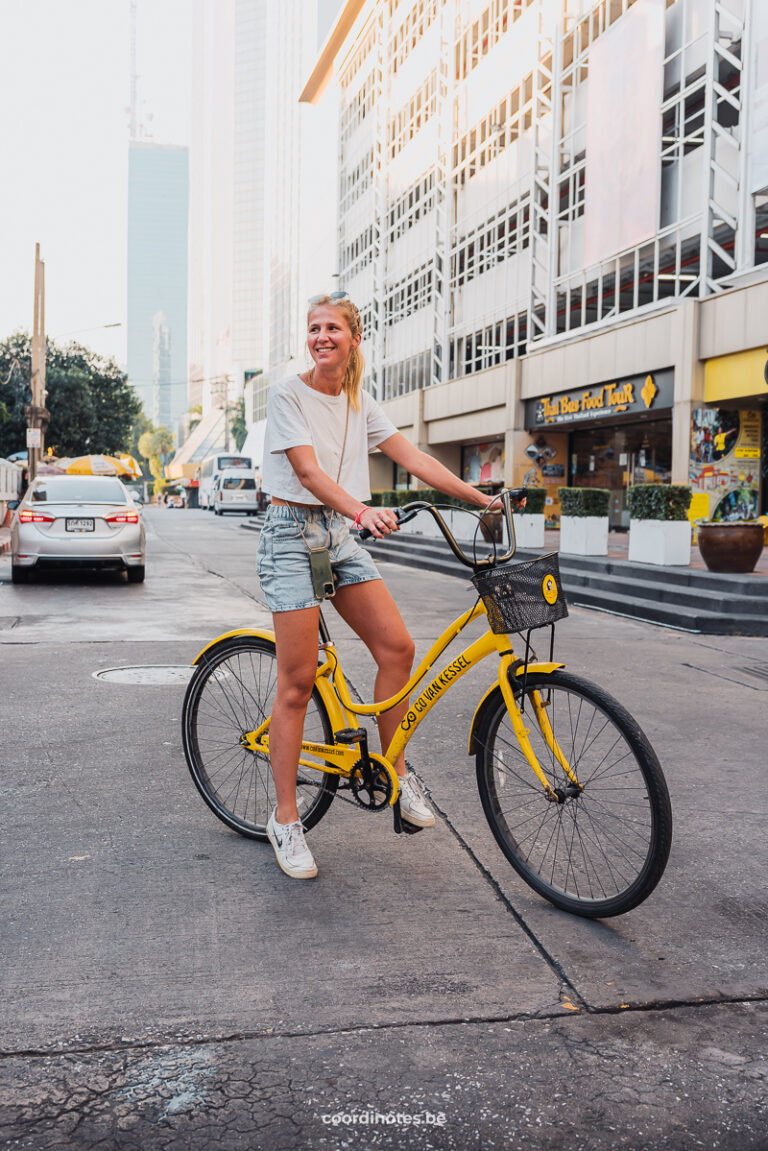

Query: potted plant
left=627, top=484, right=692, bottom=566
left=557, top=487, right=610, bottom=555
left=512, top=486, right=546, bottom=549
left=696, top=519, right=765, bottom=573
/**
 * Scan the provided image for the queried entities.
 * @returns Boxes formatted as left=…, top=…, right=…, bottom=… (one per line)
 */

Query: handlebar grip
left=358, top=506, right=405, bottom=542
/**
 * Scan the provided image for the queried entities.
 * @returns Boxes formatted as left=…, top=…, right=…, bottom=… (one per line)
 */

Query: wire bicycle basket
left=472, top=552, right=568, bottom=635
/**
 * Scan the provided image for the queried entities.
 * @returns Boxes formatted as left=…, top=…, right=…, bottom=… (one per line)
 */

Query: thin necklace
left=306, top=367, right=343, bottom=396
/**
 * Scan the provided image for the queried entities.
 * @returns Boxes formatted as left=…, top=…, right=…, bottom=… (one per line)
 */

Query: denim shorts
left=256, top=504, right=381, bottom=612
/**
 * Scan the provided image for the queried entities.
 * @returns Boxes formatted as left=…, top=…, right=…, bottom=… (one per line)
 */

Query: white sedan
left=11, top=474, right=146, bottom=584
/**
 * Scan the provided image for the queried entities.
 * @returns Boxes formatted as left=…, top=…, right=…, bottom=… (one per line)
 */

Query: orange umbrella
left=118, top=454, right=143, bottom=479
left=64, top=454, right=132, bottom=477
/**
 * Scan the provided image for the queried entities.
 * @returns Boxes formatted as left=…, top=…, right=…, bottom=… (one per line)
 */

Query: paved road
left=1, top=507, right=767, bottom=1149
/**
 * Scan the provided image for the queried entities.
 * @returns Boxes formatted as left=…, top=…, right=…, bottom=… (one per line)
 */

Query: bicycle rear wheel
left=475, top=670, right=672, bottom=917
left=182, top=635, right=338, bottom=840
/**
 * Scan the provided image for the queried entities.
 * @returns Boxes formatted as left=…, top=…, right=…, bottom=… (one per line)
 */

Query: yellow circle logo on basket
left=542, top=574, right=558, bottom=605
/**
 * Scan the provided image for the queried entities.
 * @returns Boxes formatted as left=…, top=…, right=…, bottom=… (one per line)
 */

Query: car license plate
left=234, top=494, right=246, bottom=501
left=66, top=518, right=95, bottom=533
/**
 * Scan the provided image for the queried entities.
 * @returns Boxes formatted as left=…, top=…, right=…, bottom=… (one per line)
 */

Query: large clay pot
left=697, top=522, right=765, bottom=573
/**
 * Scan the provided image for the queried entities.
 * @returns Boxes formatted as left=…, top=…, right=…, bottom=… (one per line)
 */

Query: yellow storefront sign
left=704, top=347, right=768, bottom=403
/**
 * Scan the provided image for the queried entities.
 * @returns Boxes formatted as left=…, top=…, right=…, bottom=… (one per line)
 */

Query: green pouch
left=309, top=547, right=336, bottom=600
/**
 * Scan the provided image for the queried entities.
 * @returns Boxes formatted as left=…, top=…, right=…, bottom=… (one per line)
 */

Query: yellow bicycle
left=182, top=490, right=672, bottom=917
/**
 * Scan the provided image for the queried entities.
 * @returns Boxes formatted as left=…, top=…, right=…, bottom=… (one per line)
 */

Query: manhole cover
left=93, top=665, right=194, bottom=685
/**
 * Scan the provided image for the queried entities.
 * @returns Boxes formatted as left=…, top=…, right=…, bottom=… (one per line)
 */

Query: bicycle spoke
left=477, top=674, right=670, bottom=915
left=184, top=639, right=337, bottom=838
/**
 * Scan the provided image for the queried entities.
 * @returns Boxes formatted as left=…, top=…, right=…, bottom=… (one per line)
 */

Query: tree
left=138, top=425, right=174, bottom=489
left=188, top=404, right=202, bottom=434
left=0, top=332, right=31, bottom=457
left=0, top=331, right=142, bottom=459
left=230, top=397, right=248, bottom=451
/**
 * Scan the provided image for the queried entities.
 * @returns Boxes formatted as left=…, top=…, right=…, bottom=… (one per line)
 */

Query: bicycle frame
left=195, top=599, right=570, bottom=803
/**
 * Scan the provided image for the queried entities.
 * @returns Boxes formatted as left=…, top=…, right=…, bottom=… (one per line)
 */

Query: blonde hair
left=307, top=295, right=364, bottom=411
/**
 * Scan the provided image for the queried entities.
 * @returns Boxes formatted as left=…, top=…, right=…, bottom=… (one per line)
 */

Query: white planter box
left=559, top=516, right=609, bottom=556
left=628, top=519, right=692, bottom=566
left=512, top=514, right=545, bottom=549
left=397, top=506, right=479, bottom=543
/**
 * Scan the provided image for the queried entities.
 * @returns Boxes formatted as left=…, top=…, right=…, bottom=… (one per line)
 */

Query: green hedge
left=520, top=487, right=546, bottom=515
left=369, top=485, right=499, bottom=508
left=557, top=487, right=610, bottom=518
left=627, top=484, right=692, bottom=521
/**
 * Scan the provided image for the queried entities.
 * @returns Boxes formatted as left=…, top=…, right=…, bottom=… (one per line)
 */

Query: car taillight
left=105, top=511, right=140, bottom=524
left=19, top=510, right=55, bottom=523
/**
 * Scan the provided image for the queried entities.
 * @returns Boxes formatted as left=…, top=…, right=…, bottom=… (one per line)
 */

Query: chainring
left=349, top=758, right=393, bottom=811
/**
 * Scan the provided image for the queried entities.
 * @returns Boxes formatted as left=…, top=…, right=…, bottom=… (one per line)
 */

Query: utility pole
left=26, top=243, right=50, bottom=481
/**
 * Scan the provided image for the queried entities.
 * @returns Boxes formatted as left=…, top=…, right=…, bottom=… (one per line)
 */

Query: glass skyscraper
left=127, top=141, right=189, bottom=428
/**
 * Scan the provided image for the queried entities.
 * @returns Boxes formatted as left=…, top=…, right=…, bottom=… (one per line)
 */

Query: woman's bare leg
left=270, top=606, right=320, bottom=823
left=331, top=580, right=415, bottom=775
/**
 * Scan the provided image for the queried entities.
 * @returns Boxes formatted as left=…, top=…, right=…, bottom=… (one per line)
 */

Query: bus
left=198, top=453, right=253, bottom=510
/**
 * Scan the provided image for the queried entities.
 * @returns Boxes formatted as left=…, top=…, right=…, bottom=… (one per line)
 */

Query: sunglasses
left=308, top=291, right=348, bottom=304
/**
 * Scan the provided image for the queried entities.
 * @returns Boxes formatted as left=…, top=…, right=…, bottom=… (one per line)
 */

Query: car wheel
left=127, top=565, right=145, bottom=584
left=11, top=564, right=31, bottom=585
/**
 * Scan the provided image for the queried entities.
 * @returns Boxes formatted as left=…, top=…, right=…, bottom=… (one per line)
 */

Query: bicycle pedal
left=334, top=728, right=367, bottom=745
left=392, top=800, right=423, bottom=835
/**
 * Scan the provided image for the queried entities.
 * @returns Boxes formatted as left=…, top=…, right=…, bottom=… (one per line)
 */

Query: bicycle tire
left=182, top=635, right=338, bottom=840
left=475, top=670, right=672, bottom=917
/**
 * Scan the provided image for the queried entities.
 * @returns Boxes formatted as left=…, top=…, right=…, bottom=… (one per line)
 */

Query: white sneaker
left=398, top=772, right=435, bottom=829
left=266, top=810, right=318, bottom=879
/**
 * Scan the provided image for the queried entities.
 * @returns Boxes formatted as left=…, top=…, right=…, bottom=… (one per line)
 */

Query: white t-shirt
left=262, top=375, right=399, bottom=504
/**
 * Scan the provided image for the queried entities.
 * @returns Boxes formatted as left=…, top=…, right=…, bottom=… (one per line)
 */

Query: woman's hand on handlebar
left=483, top=488, right=527, bottom=512
left=356, top=505, right=400, bottom=540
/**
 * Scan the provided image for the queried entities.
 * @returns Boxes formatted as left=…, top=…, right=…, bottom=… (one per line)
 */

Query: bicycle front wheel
left=475, top=670, right=672, bottom=917
left=182, top=635, right=338, bottom=840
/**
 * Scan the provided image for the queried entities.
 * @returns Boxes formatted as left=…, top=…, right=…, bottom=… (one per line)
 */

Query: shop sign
left=704, top=347, right=768, bottom=404
left=526, top=369, right=674, bottom=427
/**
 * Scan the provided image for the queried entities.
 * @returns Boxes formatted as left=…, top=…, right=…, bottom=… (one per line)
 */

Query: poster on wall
left=689, top=409, right=762, bottom=520
left=462, top=441, right=504, bottom=485
left=513, top=433, right=568, bottom=524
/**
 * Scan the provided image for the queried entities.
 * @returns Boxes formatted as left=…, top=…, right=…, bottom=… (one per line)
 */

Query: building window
left=340, top=149, right=374, bottom=215
left=453, top=76, right=535, bottom=187
left=452, top=196, right=531, bottom=289
left=451, top=310, right=527, bottom=379
left=385, top=262, right=433, bottom=325
left=391, top=0, right=439, bottom=75
left=340, top=225, right=375, bottom=282
left=387, top=71, right=438, bottom=160
left=755, top=193, right=768, bottom=266
left=383, top=350, right=430, bottom=400
left=454, top=0, right=535, bottom=83
left=387, top=170, right=436, bottom=244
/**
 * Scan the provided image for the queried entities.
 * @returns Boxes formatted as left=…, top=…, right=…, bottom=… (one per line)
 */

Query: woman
left=257, top=294, right=500, bottom=878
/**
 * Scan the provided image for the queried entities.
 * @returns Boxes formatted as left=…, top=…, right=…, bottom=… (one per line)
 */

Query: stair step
left=359, top=535, right=768, bottom=636
left=241, top=520, right=768, bottom=635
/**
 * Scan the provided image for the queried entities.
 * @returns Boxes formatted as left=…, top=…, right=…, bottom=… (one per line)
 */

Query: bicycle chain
left=295, top=668, right=416, bottom=812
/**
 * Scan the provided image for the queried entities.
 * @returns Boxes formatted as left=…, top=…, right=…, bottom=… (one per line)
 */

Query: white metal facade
left=326, top=0, right=767, bottom=485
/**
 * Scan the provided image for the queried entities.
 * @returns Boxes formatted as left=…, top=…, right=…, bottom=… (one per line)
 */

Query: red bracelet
left=354, top=509, right=364, bottom=530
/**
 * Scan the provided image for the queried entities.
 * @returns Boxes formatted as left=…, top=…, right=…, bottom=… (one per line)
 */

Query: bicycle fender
left=467, top=662, right=564, bottom=754
left=191, top=627, right=276, bottom=665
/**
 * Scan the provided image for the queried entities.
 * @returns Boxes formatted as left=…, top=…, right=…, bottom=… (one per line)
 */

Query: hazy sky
left=0, top=0, right=191, bottom=366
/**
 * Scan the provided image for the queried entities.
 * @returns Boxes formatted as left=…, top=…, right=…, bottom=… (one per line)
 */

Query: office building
left=302, top=0, right=767, bottom=524
left=127, top=141, right=189, bottom=429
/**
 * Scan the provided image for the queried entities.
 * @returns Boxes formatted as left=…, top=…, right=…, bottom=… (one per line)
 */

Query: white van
left=198, top=453, right=253, bottom=510
left=213, top=468, right=263, bottom=516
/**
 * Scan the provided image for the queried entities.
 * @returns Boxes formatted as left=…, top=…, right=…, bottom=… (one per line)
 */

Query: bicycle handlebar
left=359, top=487, right=528, bottom=571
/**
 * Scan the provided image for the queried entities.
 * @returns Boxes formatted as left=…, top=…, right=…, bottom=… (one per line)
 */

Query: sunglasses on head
left=308, top=291, right=348, bottom=304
